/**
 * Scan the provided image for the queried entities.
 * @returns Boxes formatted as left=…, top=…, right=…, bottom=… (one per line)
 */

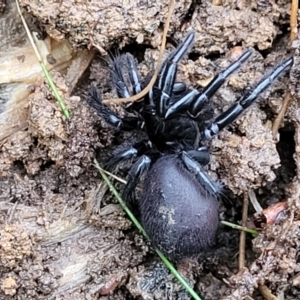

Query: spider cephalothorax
left=88, top=31, right=292, bottom=261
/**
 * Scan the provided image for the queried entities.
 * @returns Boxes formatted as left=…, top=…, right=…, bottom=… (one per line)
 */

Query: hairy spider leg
left=186, top=147, right=210, bottom=166
left=88, top=85, right=140, bottom=130
left=122, top=155, right=151, bottom=210
left=181, top=151, right=222, bottom=196
left=172, top=82, right=187, bottom=94
left=110, top=53, right=142, bottom=98
left=148, top=31, right=195, bottom=117
left=125, top=53, right=142, bottom=95
left=165, top=50, right=252, bottom=119
left=88, top=85, right=123, bottom=128
left=110, top=55, right=131, bottom=98
left=104, top=146, right=138, bottom=171
left=203, top=57, right=294, bottom=139
left=190, top=50, right=252, bottom=116
left=104, top=141, right=151, bottom=171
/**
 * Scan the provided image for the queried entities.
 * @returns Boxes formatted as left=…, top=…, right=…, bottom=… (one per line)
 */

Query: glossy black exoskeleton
left=88, top=31, right=293, bottom=261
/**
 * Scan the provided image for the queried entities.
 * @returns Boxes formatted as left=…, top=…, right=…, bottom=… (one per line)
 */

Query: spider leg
left=172, top=82, right=187, bottom=95
left=122, top=155, right=151, bottom=210
left=203, top=57, right=293, bottom=139
left=110, top=55, right=131, bottom=98
left=89, top=55, right=142, bottom=120
left=186, top=147, right=210, bottom=166
left=88, top=85, right=122, bottom=128
left=164, top=49, right=252, bottom=119
left=124, top=53, right=142, bottom=95
left=143, top=77, right=187, bottom=98
left=150, top=31, right=195, bottom=117
left=190, top=49, right=252, bottom=116
left=165, top=89, right=200, bottom=118
left=88, top=85, right=141, bottom=130
left=104, top=146, right=138, bottom=171
left=110, top=53, right=142, bottom=98
left=164, top=50, right=252, bottom=119
left=104, top=141, right=150, bottom=171
left=181, top=151, right=221, bottom=197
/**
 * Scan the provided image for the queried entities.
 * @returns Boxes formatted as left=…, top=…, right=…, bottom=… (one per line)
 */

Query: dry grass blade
left=258, top=285, right=279, bottom=300
left=290, top=0, right=298, bottom=41
left=272, top=93, right=292, bottom=137
left=239, top=192, right=249, bottom=269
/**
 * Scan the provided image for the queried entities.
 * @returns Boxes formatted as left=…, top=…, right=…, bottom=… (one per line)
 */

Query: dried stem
left=239, top=192, right=249, bottom=269
left=272, top=92, right=292, bottom=137
left=248, top=189, right=263, bottom=212
left=290, top=0, right=298, bottom=41
left=258, top=285, right=278, bottom=300
left=272, top=0, right=297, bottom=136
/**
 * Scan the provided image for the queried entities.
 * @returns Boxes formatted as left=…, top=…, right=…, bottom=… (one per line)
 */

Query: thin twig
left=220, top=221, right=258, bottom=236
left=7, top=201, right=18, bottom=224
left=272, top=93, right=292, bottom=137
left=271, top=0, right=297, bottom=136
left=258, top=285, right=279, bottom=300
left=98, top=167, right=142, bottom=191
left=103, top=0, right=175, bottom=104
left=239, top=192, right=249, bottom=269
left=290, top=0, right=298, bottom=41
left=101, top=169, right=127, bottom=184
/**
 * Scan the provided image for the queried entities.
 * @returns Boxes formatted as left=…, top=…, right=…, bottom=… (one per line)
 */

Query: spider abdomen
left=140, top=155, right=219, bottom=260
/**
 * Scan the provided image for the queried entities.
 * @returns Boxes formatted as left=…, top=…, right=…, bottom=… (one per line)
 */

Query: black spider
left=88, top=31, right=293, bottom=261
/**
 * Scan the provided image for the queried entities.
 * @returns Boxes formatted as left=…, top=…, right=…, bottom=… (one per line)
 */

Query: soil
left=0, top=0, right=300, bottom=299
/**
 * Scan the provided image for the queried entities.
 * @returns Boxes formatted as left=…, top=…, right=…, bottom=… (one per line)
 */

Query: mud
left=0, top=0, right=299, bottom=299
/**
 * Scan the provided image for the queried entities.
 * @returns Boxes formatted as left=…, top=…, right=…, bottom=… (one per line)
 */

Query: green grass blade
left=16, top=0, right=70, bottom=118
left=221, top=220, right=259, bottom=237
